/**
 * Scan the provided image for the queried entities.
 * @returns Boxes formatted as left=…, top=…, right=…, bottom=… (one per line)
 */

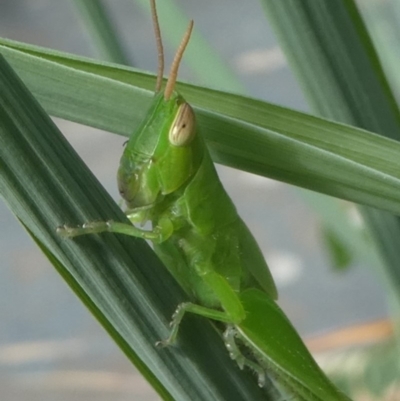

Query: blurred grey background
left=0, top=1, right=390, bottom=400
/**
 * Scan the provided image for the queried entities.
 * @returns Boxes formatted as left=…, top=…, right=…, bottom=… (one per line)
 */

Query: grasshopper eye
left=169, top=103, right=196, bottom=146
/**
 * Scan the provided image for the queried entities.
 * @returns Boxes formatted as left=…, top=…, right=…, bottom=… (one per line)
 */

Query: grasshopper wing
left=237, top=289, right=351, bottom=401
left=238, top=219, right=278, bottom=300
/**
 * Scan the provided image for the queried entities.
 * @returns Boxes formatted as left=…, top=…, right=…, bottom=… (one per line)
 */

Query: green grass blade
left=260, top=0, right=400, bottom=137
left=0, top=54, right=273, bottom=401
left=357, top=1, right=400, bottom=96
left=1, top=40, right=400, bottom=218
left=73, top=0, right=130, bottom=65
left=260, top=0, right=400, bottom=303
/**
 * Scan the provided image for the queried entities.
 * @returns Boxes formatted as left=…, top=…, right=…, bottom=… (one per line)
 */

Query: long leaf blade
left=259, top=0, right=400, bottom=303
left=1, top=40, right=400, bottom=218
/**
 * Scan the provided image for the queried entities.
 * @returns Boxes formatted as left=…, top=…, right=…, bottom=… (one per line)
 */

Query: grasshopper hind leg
left=223, top=325, right=266, bottom=387
left=224, top=326, right=295, bottom=400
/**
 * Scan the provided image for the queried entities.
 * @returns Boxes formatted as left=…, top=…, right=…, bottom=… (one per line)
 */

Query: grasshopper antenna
left=164, top=20, right=194, bottom=100
left=150, top=0, right=164, bottom=92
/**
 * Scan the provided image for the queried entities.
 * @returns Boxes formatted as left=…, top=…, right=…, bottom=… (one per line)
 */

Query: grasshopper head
left=117, top=91, right=201, bottom=209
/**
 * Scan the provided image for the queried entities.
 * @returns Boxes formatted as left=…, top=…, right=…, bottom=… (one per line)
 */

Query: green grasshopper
left=58, top=1, right=351, bottom=400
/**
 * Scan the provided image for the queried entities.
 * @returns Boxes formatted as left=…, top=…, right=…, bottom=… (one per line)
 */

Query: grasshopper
left=58, top=2, right=351, bottom=400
